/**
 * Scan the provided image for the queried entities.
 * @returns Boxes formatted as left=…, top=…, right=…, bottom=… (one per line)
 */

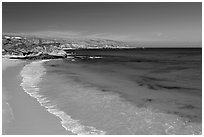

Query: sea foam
left=50, top=81, right=202, bottom=135
left=20, top=60, right=106, bottom=135
left=20, top=60, right=201, bottom=135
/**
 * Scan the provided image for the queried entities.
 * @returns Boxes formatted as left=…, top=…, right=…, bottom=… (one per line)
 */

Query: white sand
left=2, top=58, right=72, bottom=134
left=2, top=58, right=23, bottom=71
left=2, top=58, right=23, bottom=134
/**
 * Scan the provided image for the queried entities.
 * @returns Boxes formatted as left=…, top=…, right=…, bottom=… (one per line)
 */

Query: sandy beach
left=2, top=58, right=72, bottom=135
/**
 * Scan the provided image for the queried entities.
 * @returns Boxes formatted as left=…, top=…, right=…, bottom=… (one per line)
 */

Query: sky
left=2, top=2, right=202, bottom=43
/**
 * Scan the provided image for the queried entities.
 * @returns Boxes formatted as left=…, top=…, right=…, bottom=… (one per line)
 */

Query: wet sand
left=2, top=58, right=72, bottom=135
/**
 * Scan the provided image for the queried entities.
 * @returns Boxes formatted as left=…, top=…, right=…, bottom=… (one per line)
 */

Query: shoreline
left=20, top=59, right=106, bottom=135
left=2, top=57, right=202, bottom=135
left=2, top=58, right=71, bottom=135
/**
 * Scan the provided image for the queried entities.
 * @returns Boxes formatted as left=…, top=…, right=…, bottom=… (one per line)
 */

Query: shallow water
left=21, top=48, right=202, bottom=134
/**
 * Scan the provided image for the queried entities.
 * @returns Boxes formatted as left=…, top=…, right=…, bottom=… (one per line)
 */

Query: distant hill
left=2, top=34, right=131, bottom=56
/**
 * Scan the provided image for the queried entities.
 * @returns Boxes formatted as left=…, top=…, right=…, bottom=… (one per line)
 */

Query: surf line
left=20, top=60, right=106, bottom=135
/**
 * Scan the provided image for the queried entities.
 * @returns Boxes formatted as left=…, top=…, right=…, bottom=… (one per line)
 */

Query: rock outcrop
left=9, top=53, right=67, bottom=60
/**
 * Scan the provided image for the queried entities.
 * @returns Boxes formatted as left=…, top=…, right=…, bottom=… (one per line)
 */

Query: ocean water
left=20, top=48, right=202, bottom=135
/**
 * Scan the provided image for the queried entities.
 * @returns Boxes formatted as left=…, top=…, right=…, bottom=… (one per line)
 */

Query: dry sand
left=2, top=58, right=23, bottom=134
left=2, top=58, right=72, bottom=135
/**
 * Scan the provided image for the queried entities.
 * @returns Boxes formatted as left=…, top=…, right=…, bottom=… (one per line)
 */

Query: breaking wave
left=20, top=60, right=106, bottom=135
left=48, top=79, right=202, bottom=135
left=20, top=60, right=201, bottom=135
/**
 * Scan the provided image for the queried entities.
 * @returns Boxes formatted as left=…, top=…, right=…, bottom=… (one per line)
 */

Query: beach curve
left=20, top=60, right=106, bottom=135
left=2, top=58, right=71, bottom=134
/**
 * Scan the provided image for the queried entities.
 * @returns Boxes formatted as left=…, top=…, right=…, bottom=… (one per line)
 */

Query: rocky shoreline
left=8, top=53, right=68, bottom=60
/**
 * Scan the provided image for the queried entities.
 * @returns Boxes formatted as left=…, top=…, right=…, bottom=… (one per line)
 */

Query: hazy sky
left=2, top=2, right=202, bottom=43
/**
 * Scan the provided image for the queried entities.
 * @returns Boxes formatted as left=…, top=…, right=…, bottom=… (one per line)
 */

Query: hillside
left=2, top=34, right=130, bottom=56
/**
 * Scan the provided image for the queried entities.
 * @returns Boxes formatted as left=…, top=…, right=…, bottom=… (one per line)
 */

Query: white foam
left=20, top=60, right=201, bottom=135
left=89, top=56, right=103, bottom=59
left=50, top=77, right=202, bottom=135
left=20, top=60, right=106, bottom=135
